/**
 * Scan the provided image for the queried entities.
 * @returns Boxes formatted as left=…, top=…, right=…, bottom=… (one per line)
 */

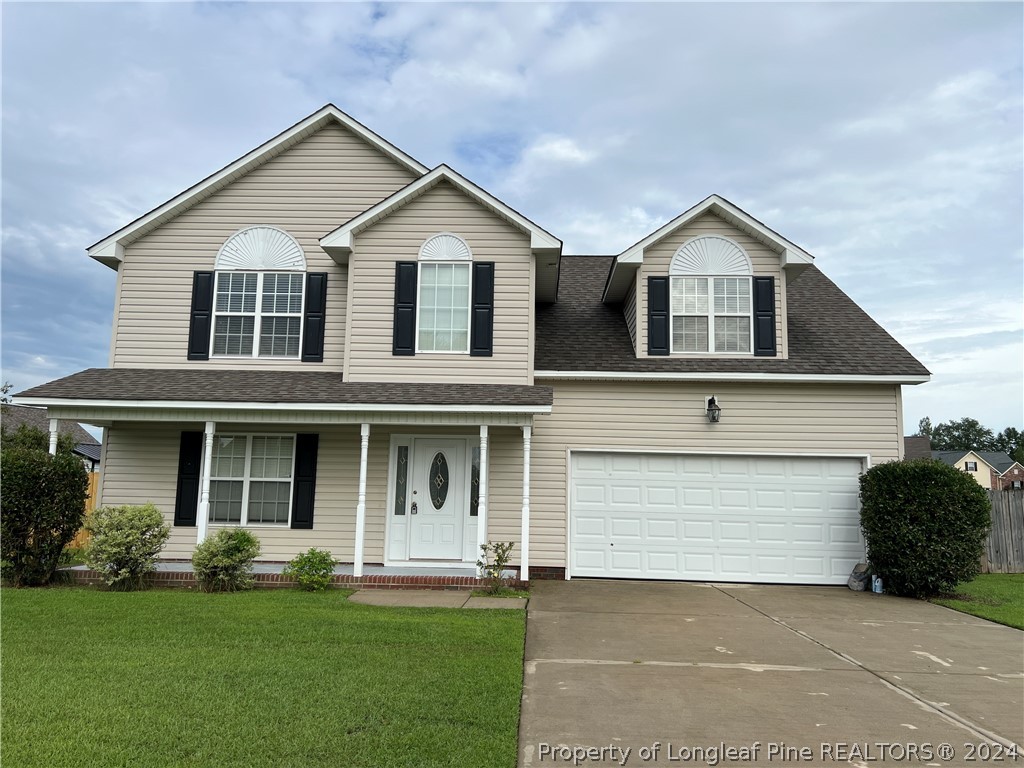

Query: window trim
left=210, top=271, right=306, bottom=359
left=414, top=261, right=473, bottom=355
left=669, top=275, right=754, bottom=355
left=207, top=433, right=297, bottom=527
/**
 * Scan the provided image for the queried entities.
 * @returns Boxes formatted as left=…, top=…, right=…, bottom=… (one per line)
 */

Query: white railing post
left=354, top=423, right=370, bottom=578
left=477, top=425, right=489, bottom=573
left=48, top=418, right=59, bottom=455
left=197, top=421, right=215, bottom=545
left=520, top=424, right=532, bottom=582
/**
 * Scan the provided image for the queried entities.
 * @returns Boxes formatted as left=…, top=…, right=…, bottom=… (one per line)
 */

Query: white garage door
left=570, top=452, right=865, bottom=585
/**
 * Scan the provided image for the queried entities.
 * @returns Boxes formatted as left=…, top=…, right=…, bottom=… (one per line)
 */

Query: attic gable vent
left=671, top=235, right=751, bottom=276
left=419, top=232, right=472, bottom=261
left=215, top=226, right=306, bottom=271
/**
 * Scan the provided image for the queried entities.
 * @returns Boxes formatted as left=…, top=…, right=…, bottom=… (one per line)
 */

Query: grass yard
left=1, top=588, right=526, bottom=768
left=932, top=573, right=1024, bottom=630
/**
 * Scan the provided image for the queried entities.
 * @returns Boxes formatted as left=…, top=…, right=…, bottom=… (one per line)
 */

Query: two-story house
left=16, top=105, right=930, bottom=585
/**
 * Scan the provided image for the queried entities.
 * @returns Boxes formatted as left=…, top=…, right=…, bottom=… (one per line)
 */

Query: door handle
left=411, top=502, right=418, bottom=515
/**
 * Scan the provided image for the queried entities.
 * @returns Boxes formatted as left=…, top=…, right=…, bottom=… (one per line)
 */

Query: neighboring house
left=14, top=105, right=930, bottom=585
left=902, top=435, right=932, bottom=460
left=1, top=403, right=101, bottom=471
left=932, top=450, right=1020, bottom=490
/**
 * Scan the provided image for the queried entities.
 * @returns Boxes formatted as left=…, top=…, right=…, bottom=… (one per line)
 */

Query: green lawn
left=1, top=588, right=526, bottom=768
left=932, top=573, right=1024, bottom=630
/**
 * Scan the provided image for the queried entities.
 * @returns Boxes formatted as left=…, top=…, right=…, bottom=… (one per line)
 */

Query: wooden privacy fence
left=69, top=472, right=100, bottom=549
left=983, top=489, right=1024, bottom=574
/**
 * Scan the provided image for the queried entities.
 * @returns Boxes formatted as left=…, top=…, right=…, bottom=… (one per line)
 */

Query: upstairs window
left=669, top=235, right=753, bottom=354
left=211, top=226, right=307, bottom=358
left=417, top=233, right=472, bottom=354
left=964, top=461, right=978, bottom=472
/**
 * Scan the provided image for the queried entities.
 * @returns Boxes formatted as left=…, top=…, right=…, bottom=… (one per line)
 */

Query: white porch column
left=353, top=423, right=370, bottom=578
left=477, top=425, right=489, bottom=571
left=197, top=421, right=215, bottom=545
left=47, top=418, right=59, bottom=455
left=520, top=425, right=532, bottom=582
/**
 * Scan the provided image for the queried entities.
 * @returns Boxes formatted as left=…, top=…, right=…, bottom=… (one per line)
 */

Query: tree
left=916, top=417, right=932, bottom=438
left=859, top=459, right=991, bottom=598
left=1, top=382, right=11, bottom=404
left=1, top=423, right=76, bottom=455
left=929, top=417, right=996, bottom=452
left=993, top=427, right=1024, bottom=464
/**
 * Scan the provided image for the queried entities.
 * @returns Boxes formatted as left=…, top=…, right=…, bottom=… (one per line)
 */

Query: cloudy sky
left=2, top=2, right=1021, bottom=434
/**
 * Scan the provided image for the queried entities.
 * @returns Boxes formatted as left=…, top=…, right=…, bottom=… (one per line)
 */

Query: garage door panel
left=570, top=452, right=865, bottom=584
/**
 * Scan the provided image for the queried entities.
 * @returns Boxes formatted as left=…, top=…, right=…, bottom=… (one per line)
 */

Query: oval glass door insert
left=429, top=452, right=450, bottom=509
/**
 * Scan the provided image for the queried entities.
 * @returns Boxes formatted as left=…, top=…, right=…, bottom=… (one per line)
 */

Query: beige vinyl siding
left=345, top=181, right=533, bottom=384
left=956, top=451, right=993, bottom=489
left=112, top=123, right=417, bottom=369
left=623, top=275, right=637, bottom=353
left=527, top=380, right=903, bottom=568
left=100, top=422, right=526, bottom=562
left=637, top=212, right=788, bottom=359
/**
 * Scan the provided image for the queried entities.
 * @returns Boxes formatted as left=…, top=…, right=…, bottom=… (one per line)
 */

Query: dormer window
left=212, top=226, right=307, bottom=358
left=669, top=236, right=753, bottom=354
left=417, top=233, right=472, bottom=354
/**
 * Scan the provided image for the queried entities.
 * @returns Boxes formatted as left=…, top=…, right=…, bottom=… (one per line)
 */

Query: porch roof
left=15, top=368, right=553, bottom=411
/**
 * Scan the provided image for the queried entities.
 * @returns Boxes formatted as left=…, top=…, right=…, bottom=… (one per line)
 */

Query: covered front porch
left=17, top=369, right=553, bottom=582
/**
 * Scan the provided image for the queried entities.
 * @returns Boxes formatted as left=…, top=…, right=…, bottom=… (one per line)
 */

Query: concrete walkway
left=349, top=589, right=526, bottom=609
left=520, top=580, right=1023, bottom=767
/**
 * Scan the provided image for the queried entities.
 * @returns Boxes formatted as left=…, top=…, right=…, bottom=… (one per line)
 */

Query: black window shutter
left=393, top=262, right=417, bottom=356
left=187, top=272, right=215, bottom=360
left=173, top=431, right=203, bottom=527
left=301, top=272, right=328, bottom=362
left=753, top=276, right=777, bottom=357
left=647, top=276, right=670, bottom=356
left=291, top=433, right=319, bottom=530
left=470, top=262, right=495, bottom=357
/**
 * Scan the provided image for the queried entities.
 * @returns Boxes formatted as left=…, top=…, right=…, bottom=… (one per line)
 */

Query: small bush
left=192, top=529, right=261, bottom=592
left=476, top=541, right=515, bottom=595
left=860, top=459, right=991, bottom=598
left=84, top=504, right=170, bottom=591
left=283, top=548, right=338, bottom=591
left=1, top=444, right=89, bottom=586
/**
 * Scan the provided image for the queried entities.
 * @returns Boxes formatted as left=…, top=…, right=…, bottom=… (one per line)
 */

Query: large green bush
left=84, top=504, right=170, bottom=591
left=1, top=443, right=89, bottom=586
left=192, top=529, right=261, bottom=592
left=283, top=548, right=338, bottom=591
left=859, top=459, right=991, bottom=598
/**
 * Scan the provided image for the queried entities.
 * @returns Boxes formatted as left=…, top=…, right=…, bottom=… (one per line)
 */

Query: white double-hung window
left=417, top=232, right=472, bottom=353
left=211, top=226, right=307, bottom=358
left=209, top=434, right=296, bottom=525
left=669, top=235, right=753, bottom=354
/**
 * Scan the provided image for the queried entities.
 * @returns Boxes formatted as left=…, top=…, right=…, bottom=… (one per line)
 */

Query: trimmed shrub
left=859, top=459, right=991, bottom=598
left=84, top=504, right=170, bottom=591
left=283, top=548, right=338, bottom=591
left=192, top=529, right=261, bottom=592
left=1, top=444, right=89, bottom=586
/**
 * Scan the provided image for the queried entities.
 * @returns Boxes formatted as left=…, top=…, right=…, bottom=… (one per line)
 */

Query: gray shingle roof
left=15, top=369, right=553, bottom=407
left=903, top=436, right=933, bottom=460
left=535, top=256, right=930, bottom=376
left=933, top=450, right=1016, bottom=474
left=1, top=404, right=99, bottom=446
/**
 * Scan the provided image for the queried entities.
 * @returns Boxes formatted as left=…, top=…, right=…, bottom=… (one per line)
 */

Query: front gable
left=112, top=120, right=420, bottom=371
left=630, top=209, right=791, bottom=360
left=341, top=179, right=542, bottom=385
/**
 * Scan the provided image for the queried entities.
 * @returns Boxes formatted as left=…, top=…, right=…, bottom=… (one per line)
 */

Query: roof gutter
left=534, top=371, right=931, bottom=385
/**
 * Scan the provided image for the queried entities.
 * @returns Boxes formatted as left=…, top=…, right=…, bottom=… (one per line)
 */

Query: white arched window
left=417, top=233, right=472, bottom=353
left=212, top=226, right=306, bottom=358
left=669, top=235, right=753, bottom=354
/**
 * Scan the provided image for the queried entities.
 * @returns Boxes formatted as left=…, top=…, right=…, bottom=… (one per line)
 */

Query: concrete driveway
left=520, top=580, right=1023, bottom=767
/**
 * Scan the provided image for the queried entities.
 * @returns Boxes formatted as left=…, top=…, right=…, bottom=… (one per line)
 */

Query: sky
left=2, top=2, right=1022, bottom=435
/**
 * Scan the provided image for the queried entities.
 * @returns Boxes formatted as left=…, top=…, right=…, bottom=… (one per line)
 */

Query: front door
left=409, top=439, right=466, bottom=560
